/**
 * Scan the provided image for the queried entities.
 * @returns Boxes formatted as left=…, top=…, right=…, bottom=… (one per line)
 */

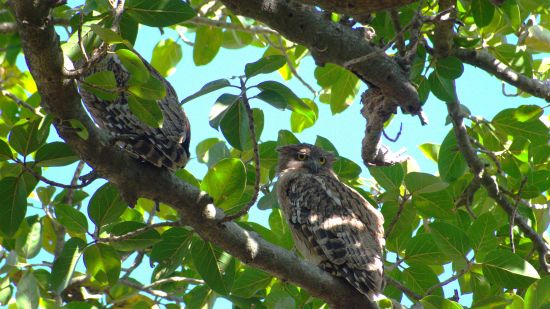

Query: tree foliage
left=0, top=0, right=549, bottom=308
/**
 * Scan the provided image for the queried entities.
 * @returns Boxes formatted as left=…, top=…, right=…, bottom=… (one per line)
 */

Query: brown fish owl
left=276, top=143, right=385, bottom=299
left=77, top=53, right=190, bottom=170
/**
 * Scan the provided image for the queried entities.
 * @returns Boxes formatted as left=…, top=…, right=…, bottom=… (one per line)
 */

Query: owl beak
left=309, top=161, right=321, bottom=173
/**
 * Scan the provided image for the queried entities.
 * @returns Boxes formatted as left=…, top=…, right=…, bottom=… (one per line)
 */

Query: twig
left=221, top=78, right=261, bottom=222
left=470, top=137, right=502, bottom=174
left=145, top=276, right=204, bottom=288
left=385, top=194, right=410, bottom=238
left=187, top=16, right=278, bottom=35
left=16, top=159, right=95, bottom=189
left=510, top=177, right=527, bottom=253
left=65, top=161, right=86, bottom=206
left=122, top=251, right=145, bottom=279
left=175, top=27, right=195, bottom=47
left=389, top=9, right=406, bottom=57
left=273, top=36, right=317, bottom=96
left=455, top=177, right=480, bottom=219
left=424, top=261, right=472, bottom=296
left=1, top=88, right=42, bottom=116
left=119, top=279, right=185, bottom=302
left=98, top=221, right=181, bottom=242
left=385, top=275, right=422, bottom=301
left=110, top=0, right=126, bottom=32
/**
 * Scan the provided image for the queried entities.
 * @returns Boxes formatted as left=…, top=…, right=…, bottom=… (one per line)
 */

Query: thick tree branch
left=297, top=0, right=418, bottom=16
left=10, top=1, right=377, bottom=307
left=221, top=0, right=421, bottom=115
left=453, top=48, right=550, bottom=102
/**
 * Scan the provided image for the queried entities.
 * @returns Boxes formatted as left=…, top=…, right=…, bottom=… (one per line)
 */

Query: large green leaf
left=107, top=221, right=161, bottom=251
left=332, top=157, right=362, bottom=181
left=128, top=74, right=166, bottom=101
left=150, top=227, right=192, bottom=276
left=201, top=158, right=246, bottom=211
left=125, top=0, right=196, bottom=27
left=0, top=138, right=13, bottom=160
left=116, top=49, right=149, bottom=83
left=15, top=217, right=42, bottom=259
left=182, top=79, right=231, bottom=104
left=245, top=55, right=286, bottom=79
left=191, top=237, right=233, bottom=295
left=368, top=164, right=405, bottom=191
left=90, top=24, right=125, bottom=45
left=81, top=71, right=118, bottom=100
left=220, top=102, right=263, bottom=151
left=55, top=204, right=89, bottom=234
left=421, top=295, right=463, bottom=309
left=49, top=237, right=86, bottom=294
left=314, top=63, right=359, bottom=114
left=481, top=249, right=540, bottom=289
left=524, top=276, right=550, bottom=308
left=15, top=271, right=39, bottom=309
left=209, top=93, right=240, bottom=129
left=438, top=130, right=467, bottom=182
left=492, top=108, right=549, bottom=147
left=256, top=81, right=315, bottom=123
left=231, top=267, right=272, bottom=298
left=88, top=183, right=127, bottom=228
left=35, top=142, right=79, bottom=167
left=193, top=26, right=222, bottom=66
left=405, top=172, right=448, bottom=194
left=412, top=187, right=454, bottom=219
left=471, top=0, right=495, bottom=28
left=428, top=71, right=457, bottom=102
left=0, top=276, right=12, bottom=305
left=402, top=263, right=443, bottom=296
left=127, top=94, right=164, bottom=128
left=269, top=208, right=293, bottom=250
left=430, top=222, right=471, bottom=262
left=467, top=213, right=498, bottom=259
left=9, top=118, right=50, bottom=156
left=436, top=56, right=464, bottom=79
left=0, top=177, right=27, bottom=237
left=290, top=98, right=318, bottom=133
left=151, top=39, right=182, bottom=77
left=83, top=243, right=121, bottom=287
left=404, top=233, right=450, bottom=265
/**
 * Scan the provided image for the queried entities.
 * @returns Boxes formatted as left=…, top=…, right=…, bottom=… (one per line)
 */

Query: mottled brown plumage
left=77, top=53, right=190, bottom=170
left=276, top=143, right=385, bottom=299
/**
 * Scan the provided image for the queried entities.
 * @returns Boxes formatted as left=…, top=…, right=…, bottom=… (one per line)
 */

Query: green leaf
left=68, top=119, right=89, bottom=140
left=255, top=89, right=288, bottom=110
left=191, top=237, right=232, bottom=295
left=107, top=221, right=161, bottom=251
left=428, top=71, right=458, bottom=102
left=15, top=218, right=42, bottom=259
left=524, top=276, right=550, bottom=309
left=405, top=233, right=450, bottom=265
left=128, top=74, right=166, bottom=101
left=467, top=213, right=498, bottom=259
left=9, top=118, right=51, bottom=156
left=418, top=143, right=440, bottom=162
left=0, top=177, right=27, bottom=237
left=231, top=267, right=272, bottom=298
left=90, top=24, right=124, bottom=44
left=412, top=187, right=455, bottom=219
left=209, top=93, right=240, bottom=129
left=196, top=138, right=230, bottom=167
left=184, top=285, right=211, bottom=309
left=88, top=183, right=127, bottom=227
left=472, top=0, right=495, bottom=28
left=368, top=164, right=405, bottom=191
left=438, top=130, right=467, bottom=182
left=193, top=26, right=222, bottom=66
left=492, top=108, right=549, bottom=146
left=402, top=263, right=443, bottom=296
left=481, top=249, right=540, bottom=288
left=84, top=243, right=121, bottom=286
left=430, top=222, right=471, bottom=262
left=314, top=64, right=359, bottom=114
left=436, top=56, right=464, bottom=79
left=16, top=271, right=39, bottom=309
left=245, top=55, right=286, bottom=78
left=277, top=129, right=300, bottom=146
left=332, top=157, right=362, bottom=181
left=116, top=49, right=149, bottom=83
left=421, top=295, right=463, bottom=309
left=125, top=0, right=196, bottom=27
left=0, top=276, right=12, bottom=305
left=82, top=71, right=118, bottom=100
left=49, top=237, right=86, bottom=294
left=269, top=208, right=293, bottom=250
left=181, top=79, right=231, bottom=104
left=151, top=39, right=182, bottom=77
left=0, top=139, right=13, bottom=160
left=35, top=142, right=79, bottom=167
left=127, top=94, right=164, bottom=128
left=55, top=204, right=88, bottom=234
left=220, top=103, right=263, bottom=151
left=201, top=158, right=246, bottom=211
left=290, top=98, right=318, bottom=133
left=257, top=81, right=315, bottom=123
left=315, top=135, right=339, bottom=155
left=405, top=172, right=448, bottom=193
left=150, top=228, right=192, bottom=277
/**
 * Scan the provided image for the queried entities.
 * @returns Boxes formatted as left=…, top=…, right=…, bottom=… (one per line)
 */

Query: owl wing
left=283, top=173, right=385, bottom=296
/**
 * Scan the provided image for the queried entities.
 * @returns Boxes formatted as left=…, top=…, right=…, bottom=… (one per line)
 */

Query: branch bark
left=297, top=0, right=418, bottom=16
left=9, top=1, right=377, bottom=307
left=453, top=48, right=550, bottom=102
left=221, top=0, right=422, bottom=115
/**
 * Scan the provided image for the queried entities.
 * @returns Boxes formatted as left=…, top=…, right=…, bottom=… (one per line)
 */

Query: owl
left=276, top=143, right=385, bottom=299
left=77, top=53, right=191, bottom=170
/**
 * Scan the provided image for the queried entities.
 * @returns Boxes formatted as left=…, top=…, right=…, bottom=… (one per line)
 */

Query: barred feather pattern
left=77, top=54, right=190, bottom=170
left=276, top=144, right=385, bottom=299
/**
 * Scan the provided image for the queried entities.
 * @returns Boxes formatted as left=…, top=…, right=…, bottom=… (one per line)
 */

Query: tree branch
left=296, top=0, right=418, bottom=16
left=10, top=1, right=377, bottom=307
left=221, top=0, right=421, bottom=115
left=453, top=48, right=550, bottom=102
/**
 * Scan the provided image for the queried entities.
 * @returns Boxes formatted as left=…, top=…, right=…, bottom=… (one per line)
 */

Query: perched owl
left=77, top=53, right=190, bottom=170
left=276, top=143, right=385, bottom=299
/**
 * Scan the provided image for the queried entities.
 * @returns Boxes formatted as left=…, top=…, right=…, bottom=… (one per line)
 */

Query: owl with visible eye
left=276, top=143, right=385, bottom=300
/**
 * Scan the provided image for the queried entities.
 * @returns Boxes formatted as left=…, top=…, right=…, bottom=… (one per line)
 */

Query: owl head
left=276, top=143, right=336, bottom=175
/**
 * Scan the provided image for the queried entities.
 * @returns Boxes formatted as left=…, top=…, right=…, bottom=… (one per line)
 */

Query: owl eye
left=319, top=157, right=326, bottom=164
left=297, top=153, right=308, bottom=161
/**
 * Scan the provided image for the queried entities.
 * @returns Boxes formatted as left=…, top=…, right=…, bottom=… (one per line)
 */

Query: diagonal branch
left=9, top=1, right=377, bottom=307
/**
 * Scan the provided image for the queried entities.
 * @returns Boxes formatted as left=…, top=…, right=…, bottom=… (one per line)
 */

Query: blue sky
left=20, top=9, right=549, bottom=307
